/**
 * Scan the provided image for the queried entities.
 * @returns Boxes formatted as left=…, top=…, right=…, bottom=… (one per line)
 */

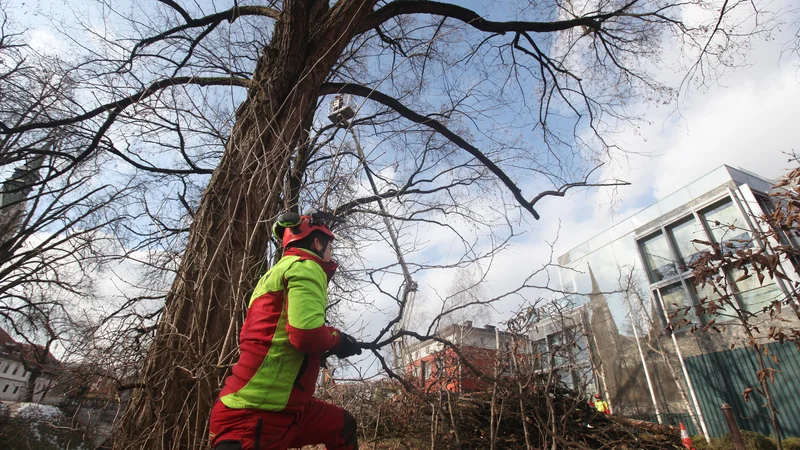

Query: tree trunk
left=24, top=369, right=41, bottom=403
left=114, top=2, right=376, bottom=449
left=511, top=338, right=531, bottom=450
left=445, top=389, right=461, bottom=445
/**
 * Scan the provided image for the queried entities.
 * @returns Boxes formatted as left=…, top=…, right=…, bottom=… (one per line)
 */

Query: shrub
left=779, top=437, right=800, bottom=450
left=690, top=431, right=787, bottom=450
left=0, top=405, right=92, bottom=450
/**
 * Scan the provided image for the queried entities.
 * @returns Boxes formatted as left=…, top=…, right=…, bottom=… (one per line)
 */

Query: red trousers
left=209, top=398, right=358, bottom=450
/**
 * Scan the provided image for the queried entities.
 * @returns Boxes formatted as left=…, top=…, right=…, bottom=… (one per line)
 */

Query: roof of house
left=0, top=327, right=16, bottom=348
left=0, top=326, right=60, bottom=370
left=404, top=322, right=526, bottom=354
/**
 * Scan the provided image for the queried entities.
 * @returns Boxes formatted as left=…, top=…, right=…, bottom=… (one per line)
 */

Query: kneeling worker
left=210, top=211, right=363, bottom=450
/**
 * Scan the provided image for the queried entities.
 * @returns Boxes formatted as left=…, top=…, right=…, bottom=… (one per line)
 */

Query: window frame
left=638, top=230, right=680, bottom=284
left=666, top=214, right=709, bottom=270
left=638, top=190, right=790, bottom=327
left=698, top=195, right=785, bottom=312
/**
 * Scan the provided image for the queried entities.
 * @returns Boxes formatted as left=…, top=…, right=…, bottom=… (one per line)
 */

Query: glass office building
left=554, top=165, right=799, bottom=435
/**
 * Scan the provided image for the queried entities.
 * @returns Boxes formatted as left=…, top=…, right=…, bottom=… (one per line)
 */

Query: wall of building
left=0, top=357, right=29, bottom=401
left=405, top=326, right=532, bottom=393
left=0, top=357, right=57, bottom=403
left=685, top=342, right=800, bottom=438
left=403, top=325, right=520, bottom=366
left=408, top=346, right=497, bottom=392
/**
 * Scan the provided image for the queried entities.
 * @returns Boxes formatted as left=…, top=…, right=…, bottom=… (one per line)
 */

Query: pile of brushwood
left=344, top=382, right=683, bottom=449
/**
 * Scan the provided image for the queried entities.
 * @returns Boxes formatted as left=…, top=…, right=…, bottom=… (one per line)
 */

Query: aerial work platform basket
left=327, top=94, right=356, bottom=124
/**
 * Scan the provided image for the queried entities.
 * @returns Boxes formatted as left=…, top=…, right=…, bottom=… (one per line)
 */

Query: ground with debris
left=0, top=402, right=92, bottom=450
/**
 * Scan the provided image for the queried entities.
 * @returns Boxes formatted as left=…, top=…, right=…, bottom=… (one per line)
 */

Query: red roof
left=0, top=327, right=15, bottom=347
left=19, top=343, right=60, bottom=367
left=0, top=326, right=60, bottom=369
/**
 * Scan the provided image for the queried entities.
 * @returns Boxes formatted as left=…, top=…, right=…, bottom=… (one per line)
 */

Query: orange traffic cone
left=680, top=422, right=696, bottom=449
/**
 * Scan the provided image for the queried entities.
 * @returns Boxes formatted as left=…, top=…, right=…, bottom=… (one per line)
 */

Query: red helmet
left=272, top=210, right=337, bottom=249
left=594, top=393, right=602, bottom=399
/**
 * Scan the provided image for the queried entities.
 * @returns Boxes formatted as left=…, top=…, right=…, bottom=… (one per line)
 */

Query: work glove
left=333, top=332, right=363, bottom=359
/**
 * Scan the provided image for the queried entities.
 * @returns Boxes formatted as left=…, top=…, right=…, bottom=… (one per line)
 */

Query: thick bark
left=24, top=369, right=41, bottom=403
left=114, top=1, right=376, bottom=449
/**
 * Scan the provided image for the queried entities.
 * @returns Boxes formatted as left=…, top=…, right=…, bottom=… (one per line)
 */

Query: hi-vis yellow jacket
left=218, top=248, right=342, bottom=412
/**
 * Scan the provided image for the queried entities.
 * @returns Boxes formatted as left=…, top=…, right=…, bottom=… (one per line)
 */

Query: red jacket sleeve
left=286, top=324, right=341, bottom=354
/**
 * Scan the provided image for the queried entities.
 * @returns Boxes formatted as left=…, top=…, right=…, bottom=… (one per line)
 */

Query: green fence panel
left=684, top=342, right=800, bottom=438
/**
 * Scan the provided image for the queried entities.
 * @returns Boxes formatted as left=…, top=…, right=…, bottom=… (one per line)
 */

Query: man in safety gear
left=209, top=210, right=363, bottom=450
left=591, top=393, right=610, bottom=415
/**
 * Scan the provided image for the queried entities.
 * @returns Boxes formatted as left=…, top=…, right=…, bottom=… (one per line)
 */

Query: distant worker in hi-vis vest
left=591, top=393, right=610, bottom=415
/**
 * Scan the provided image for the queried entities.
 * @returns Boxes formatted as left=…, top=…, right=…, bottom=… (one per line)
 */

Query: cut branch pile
left=332, top=381, right=683, bottom=449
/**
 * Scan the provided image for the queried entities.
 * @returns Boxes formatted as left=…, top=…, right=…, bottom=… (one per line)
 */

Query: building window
left=570, top=332, right=590, bottom=366
left=559, top=371, right=578, bottom=390
left=435, top=358, right=444, bottom=377
left=640, top=232, right=678, bottom=282
left=667, top=216, right=707, bottom=268
left=12, top=386, right=18, bottom=394
left=532, top=339, right=549, bottom=371
left=757, top=194, right=800, bottom=269
left=546, top=333, right=559, bottom=359
left=699, top=199, right=752, bottom=253
left=2, top=363, right=9, bottom=374
left=421, top=361, right=429, bottom=381
left=548, top=332, right=568, bottom=367
left=638, top=196, right=780, bottom=322
left=659, top=282, right=696, bottom=325
left=693, top=199, right=780, bottom=313
left=729, top=264, right=783, bottom=313
left=689, top=277, right=735, bottom=319
left=11, top=365, right=18, bottom=376
left=2, top=385, right=7, bottom=393
left=547, top=327, right=589, bottom=368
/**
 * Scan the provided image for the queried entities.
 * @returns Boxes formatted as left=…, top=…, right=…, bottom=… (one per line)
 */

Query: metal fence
left=684, top=342, right=800, bottom=438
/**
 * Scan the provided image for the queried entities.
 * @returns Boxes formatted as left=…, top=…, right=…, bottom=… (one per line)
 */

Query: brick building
left=403, top=322, right=529, bottom=392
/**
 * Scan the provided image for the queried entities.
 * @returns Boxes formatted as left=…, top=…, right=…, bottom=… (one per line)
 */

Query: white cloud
left=28, top=28, right=66, bottom=55
left=422, top=9, right=800, bottom=328
left=550, top=18, right=800, bottom=254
